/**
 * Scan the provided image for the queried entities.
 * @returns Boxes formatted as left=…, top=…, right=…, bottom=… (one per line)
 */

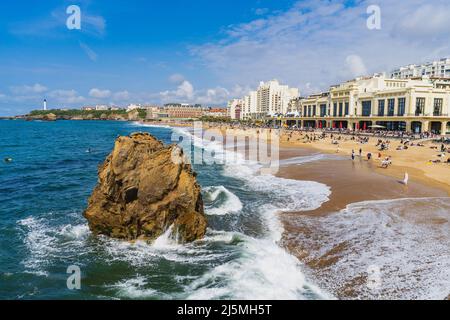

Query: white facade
left=256, top=80, right=299, bottom=117
left=229, top=80, right=299, bottom=120
left=391, top=58, right=450, bottom=79
left=243, top=91, right=258, bottom=119
left=227, top=99, right=244, bottom=120
left=126, top=104, right=142, bottom=112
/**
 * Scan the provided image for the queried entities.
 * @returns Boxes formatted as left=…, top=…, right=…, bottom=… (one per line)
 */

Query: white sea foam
left=203, top=186, right=243, bottom=216
left=171, top=126, right=332, bottom=299
left=108, top=276, right=159, bottom=299
left=186, top=233, right=331, bottom=300
left=279, top=153, right=343, bottom=166
left=17, top=216, right=91, bottom=276
left=286, top=197, right=450, bottom=300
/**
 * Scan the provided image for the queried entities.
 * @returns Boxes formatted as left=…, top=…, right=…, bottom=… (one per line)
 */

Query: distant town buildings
left=390, top=58, right=450, bottom=79
left=203, top=107, right=228, bottom=118
left=228, top=80, right=300, bottom=120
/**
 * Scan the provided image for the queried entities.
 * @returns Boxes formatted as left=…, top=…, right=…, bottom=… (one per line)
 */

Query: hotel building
left=164, top=103, right=203, bottom=119
left=229, top=80, right=300, bottom=120
left=283, top=74, right=450, bottom=135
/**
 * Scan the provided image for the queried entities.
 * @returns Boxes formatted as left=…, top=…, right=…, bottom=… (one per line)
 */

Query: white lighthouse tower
left=43, top=99, right=47, bottom=111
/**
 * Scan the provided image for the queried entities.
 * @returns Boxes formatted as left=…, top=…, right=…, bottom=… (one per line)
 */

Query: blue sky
left=1, top=0, right=450, bottom=115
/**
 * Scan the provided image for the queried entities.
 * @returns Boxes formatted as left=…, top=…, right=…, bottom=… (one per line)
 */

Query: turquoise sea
left=0, top=120, right=331, bottom=300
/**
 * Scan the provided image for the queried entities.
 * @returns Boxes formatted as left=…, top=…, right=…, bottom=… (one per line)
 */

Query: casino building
left=283, top=74, right=450, bottom=135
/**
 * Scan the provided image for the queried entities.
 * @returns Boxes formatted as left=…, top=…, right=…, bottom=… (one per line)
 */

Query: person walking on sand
left=403, top=172, right=409, bottom=185
left=351, top=150, right=355, bottom=160
left=359, top=148, right=362, bottom=157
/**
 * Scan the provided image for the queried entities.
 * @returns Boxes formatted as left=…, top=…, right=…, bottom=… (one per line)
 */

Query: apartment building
left=229, top=80, right=299, bottom=120
left=391, top=58, right=450, bottom=79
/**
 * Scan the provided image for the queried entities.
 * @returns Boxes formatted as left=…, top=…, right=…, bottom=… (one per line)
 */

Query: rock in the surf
left=83, top=132, right=207, bottom=243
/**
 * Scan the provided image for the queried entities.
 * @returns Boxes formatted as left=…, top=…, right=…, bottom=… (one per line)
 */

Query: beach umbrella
left=363, top=122, right=367, bottom=130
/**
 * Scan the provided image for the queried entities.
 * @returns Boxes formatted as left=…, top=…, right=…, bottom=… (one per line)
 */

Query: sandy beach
left=142, top=121, right=450, bottom=299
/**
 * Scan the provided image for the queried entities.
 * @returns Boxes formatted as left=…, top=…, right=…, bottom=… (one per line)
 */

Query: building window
left=333, top=103, right=337, bottom=116
left=398, top=98, right=405, bottom=116
left=308, top=106, right=311, bottom=117
left=387, top=99, right=395, bottom=116
left=344, top=102, right=349, bottom=116
left=338, top=103, right=343, bottom=117
left=303, top=106, right=307, bottom=117
left=362, top=101, right=372, bottom=116
left=434, top=98, right=443, bottom=116
left=415, top=98, right=425, bottom=116
left=320, top=104, right=327, bottom=117
left=313, top=105, right=317, bottom=116
left=378, top=100, right=385, bottom=116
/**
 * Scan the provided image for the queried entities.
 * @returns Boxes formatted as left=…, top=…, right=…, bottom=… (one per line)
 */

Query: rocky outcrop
left=84, top=132, right=206, bottom=243
left=42, top=113, right=57, bottom=121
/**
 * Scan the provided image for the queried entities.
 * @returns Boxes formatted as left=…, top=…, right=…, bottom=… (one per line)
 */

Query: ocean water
left=0, top=120, right=331, bottom=300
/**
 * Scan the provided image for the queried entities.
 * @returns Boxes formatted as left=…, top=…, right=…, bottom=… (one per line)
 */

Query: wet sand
left=277, top=146, right=447, bottom=216
left=276, top=146, right=449, bottom=299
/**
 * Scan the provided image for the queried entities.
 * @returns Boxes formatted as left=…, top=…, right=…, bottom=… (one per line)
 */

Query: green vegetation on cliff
left=27, top=108, right=150, bottom=120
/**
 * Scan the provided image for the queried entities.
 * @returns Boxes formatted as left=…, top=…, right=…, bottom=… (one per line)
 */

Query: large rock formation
left=84, top=132, right=207, bottom=243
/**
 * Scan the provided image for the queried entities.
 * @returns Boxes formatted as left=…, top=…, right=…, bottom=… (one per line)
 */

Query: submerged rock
left=84, top=132, right=206, bottom=243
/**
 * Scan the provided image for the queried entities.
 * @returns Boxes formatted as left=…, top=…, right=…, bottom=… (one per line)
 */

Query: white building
left=243, top=91, right=258, bottom=119
left=126, top=104, right=142, bottom=112
left=227, top=99, right=244, bottom=120
left=391, top=58, right=450, bottom=79
left=229, top=80, right=299, bottom=120
left=95, top=105, right=109, bottom=111
left=256, top=80, right=299, bottom=118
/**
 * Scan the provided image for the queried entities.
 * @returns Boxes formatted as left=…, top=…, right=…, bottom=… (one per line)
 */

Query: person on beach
left=351, top=150, right=355, bottom=160
left=402, top=172, right=409, bottom=185
left=359, top=148, right=362, bottom=157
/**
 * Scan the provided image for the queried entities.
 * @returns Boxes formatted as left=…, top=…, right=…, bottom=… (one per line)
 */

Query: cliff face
left=84, top=132, right=207, bottom=243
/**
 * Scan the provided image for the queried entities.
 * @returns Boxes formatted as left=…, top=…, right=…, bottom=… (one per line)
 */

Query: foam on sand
left=284, top=197, right=450, bottom=300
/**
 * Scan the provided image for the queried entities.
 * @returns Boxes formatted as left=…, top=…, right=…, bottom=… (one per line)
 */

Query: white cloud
left=392, top=3, right=450, bottom=39
left=113, top=90, right=130, bottom=101
left=191, top=0, right=450, bottom=96
left=160, top=80, right=195, bottom=102
left=346, top=55, right=368, bottom=78
left=89, top=88, right=111, bottom=99
left=10, top=7, right=106, bottom=38
left=79, top=42, right=98, bottom=61
left=49, top=89, right=85, bottom=104
left=254, top=8, right=269, bottom=16
left=10, top=83, right=48, bottom=95
left=169, top=73, right=185, bottom=84
left=157, top=75, right=250, bottom=105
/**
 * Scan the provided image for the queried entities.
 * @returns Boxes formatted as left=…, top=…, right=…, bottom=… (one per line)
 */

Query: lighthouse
left=43, top=99, right=47, bottom=111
